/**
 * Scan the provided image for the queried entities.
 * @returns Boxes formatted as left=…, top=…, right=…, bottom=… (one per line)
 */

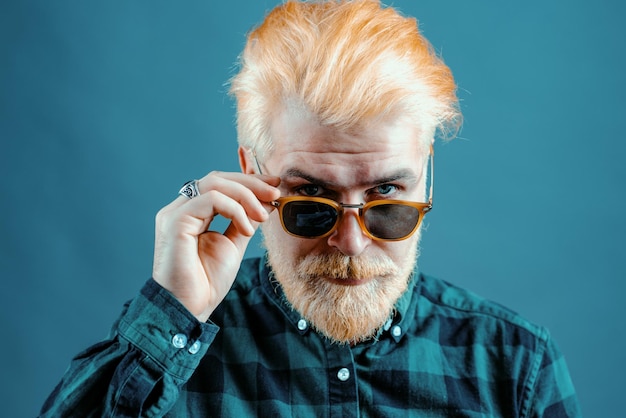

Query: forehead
left=266, top=106, right=427, bottom=180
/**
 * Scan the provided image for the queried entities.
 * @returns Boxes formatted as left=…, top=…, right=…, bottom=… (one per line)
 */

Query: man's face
left=256, top=106, right=429, bottom=344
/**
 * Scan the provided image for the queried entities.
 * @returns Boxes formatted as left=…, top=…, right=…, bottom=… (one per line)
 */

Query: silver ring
left=179, top=180, right=200, bottom=199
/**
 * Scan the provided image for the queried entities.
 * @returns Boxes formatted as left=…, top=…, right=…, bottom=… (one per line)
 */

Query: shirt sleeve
left=523, top=328, right=583, bottom=418
left=39, top=279, right=219, bottom=417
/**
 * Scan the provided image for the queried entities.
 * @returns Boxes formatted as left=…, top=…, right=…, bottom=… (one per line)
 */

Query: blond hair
left=230, top=0, right=460, bottom=158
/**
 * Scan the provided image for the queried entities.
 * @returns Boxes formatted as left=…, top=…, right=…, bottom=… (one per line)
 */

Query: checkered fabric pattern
left=41, top=256, right=581, bottom=417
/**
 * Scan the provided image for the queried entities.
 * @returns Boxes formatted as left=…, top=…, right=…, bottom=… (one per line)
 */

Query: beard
left=263, top=230, right=419, bottom=345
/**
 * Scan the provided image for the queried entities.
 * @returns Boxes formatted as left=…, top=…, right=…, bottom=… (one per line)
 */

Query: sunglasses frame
left=254, top=146, right=434, bottom=241
left=271, top=196, right=432, bottom=241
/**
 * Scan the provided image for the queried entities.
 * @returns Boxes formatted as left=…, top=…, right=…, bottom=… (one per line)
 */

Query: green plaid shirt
left=41, top=256, right=581, bottom=417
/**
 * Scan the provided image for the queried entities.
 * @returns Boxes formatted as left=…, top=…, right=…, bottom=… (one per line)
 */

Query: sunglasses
left=254, top=147, right=433, bottom=241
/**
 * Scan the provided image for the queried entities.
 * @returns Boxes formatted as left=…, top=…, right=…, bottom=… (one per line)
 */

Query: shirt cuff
left=117, top=278, right=219, bottom=382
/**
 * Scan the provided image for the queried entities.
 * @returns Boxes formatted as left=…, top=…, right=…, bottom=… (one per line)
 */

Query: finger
left=175, top=190, right=258, bottom=237
left=193, top=174, right=279, bottom=222
left=170, top=172, right=280, bottom=212
left=160, top=175, right=278, bottom=241
left=197, top=172, right=280, bottom=203
left=222, top=217, right=260, bottom=254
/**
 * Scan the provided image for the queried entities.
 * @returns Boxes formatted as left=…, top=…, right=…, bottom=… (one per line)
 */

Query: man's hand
left=152, top=172, right=280, bottom=322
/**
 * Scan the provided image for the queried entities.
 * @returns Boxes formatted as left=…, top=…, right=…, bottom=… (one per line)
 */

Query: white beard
left=263, top=231, right=419, bottom=344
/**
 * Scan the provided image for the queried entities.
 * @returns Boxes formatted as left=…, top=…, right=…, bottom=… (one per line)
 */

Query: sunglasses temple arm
left=250, top=149, right=282, bottom=207
left=251, top=149, right=264, bottom=175
left=427, top=145, right=434, bottom=204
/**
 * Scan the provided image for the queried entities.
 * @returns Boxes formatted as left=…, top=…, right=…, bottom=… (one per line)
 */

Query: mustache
left=298, top=253, right=399, bottom=281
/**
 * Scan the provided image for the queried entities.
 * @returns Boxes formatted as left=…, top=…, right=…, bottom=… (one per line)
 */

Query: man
left=41, top=1, right=581, bottom=416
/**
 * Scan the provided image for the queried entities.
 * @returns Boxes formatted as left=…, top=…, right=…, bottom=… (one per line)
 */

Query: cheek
left=264, top=212, right=282, bottom=235
left=379, top=233, right=420, bottom=264
left=261, top=216, right=282, bottom=247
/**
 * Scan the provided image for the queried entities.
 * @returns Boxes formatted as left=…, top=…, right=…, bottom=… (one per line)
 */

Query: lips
left=323, top=275, right=375, bottom=286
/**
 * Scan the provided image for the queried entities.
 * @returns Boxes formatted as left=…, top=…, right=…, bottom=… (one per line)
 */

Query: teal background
left=1, top=1, right=624, bottom=416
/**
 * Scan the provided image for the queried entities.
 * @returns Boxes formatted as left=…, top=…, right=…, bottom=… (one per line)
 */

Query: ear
left=238, top=146, right=255, bottom=174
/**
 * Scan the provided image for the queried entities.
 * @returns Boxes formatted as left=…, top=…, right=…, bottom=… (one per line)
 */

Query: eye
left=374, top=184, right=398, bottom=196
left=297, top=184, right=323, bottom=196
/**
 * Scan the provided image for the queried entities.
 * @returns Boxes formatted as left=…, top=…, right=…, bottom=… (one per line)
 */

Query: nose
left=326, top=208, right=371, bottom=257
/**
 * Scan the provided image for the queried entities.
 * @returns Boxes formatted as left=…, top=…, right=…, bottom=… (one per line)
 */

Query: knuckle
left=204, top=170, right=222, bottom=181
left=155, top=206, right=168, bottom=223
left=205, top=189, right=221, bottom=200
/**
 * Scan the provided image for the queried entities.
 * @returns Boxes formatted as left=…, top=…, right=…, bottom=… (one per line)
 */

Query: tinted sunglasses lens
left=364, top=203, right=421, bottom=240
left=282, top=201, right=338, bottom=237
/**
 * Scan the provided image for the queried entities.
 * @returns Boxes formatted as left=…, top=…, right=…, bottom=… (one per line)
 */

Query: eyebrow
left=281, top=167, right=420, bottom=188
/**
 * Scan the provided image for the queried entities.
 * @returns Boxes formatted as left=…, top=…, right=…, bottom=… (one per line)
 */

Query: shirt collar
left=258, top=254, right=310, bottom=335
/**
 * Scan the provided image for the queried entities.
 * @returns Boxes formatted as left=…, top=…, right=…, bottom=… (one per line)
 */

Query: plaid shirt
left=41, top=256, right=581, bottom=417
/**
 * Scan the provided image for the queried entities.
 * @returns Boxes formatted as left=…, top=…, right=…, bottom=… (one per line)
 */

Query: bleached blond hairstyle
left=230, top=0, right=461, bottom=158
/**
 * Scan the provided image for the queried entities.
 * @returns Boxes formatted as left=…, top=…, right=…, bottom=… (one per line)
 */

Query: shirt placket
left=326, top=343, right=359, bottom=418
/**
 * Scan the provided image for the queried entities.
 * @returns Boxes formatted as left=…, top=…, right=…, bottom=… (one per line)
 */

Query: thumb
left=223, top=219, right=260, bottom=257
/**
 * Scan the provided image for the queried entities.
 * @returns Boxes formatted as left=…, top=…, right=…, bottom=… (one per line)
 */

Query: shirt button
left=171, top=333, right=188, bottom=349
left=391, top=326, right=402, bottom=338
left=188, top=340, right=201, bottom=355
left=337, top=368, right=350, bottom=382
left=297, top=319, right=308, bottom=331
